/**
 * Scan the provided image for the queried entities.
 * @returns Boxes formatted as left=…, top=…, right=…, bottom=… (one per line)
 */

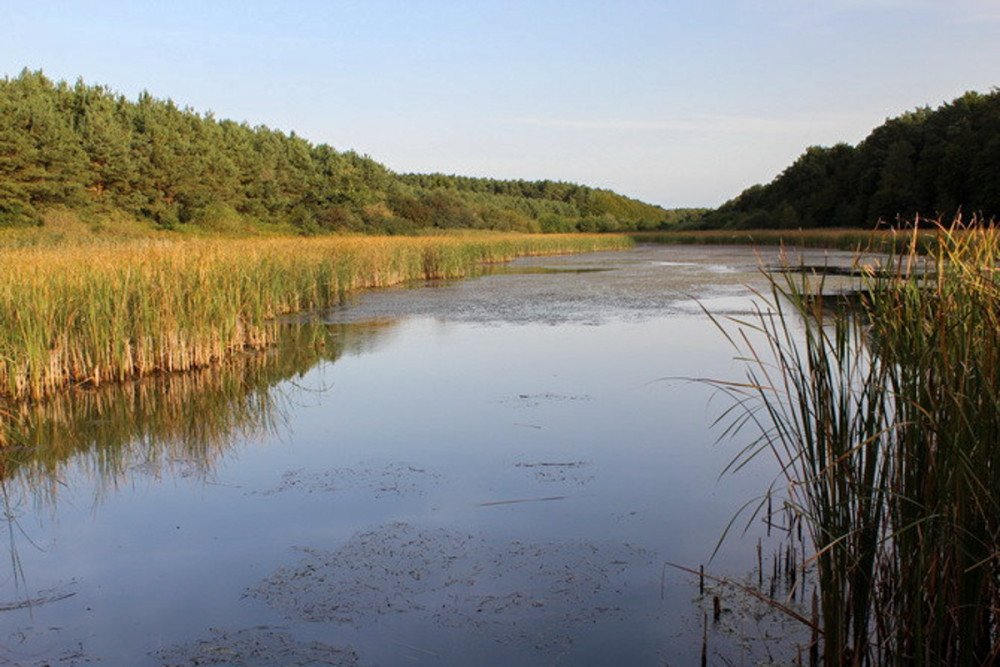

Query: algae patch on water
left=246, top=522, right=658, bottom=655
left=252, top=461, right=442, bottom=498
left=154, top=627, right=359, bottom=666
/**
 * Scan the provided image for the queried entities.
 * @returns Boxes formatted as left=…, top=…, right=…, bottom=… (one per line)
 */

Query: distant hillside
left=702, top=89, right=1000, bottom=229
left=0, top=69, right=681, bottom=234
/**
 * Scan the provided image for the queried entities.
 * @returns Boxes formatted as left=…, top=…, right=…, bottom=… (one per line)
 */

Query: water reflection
left=0, top=245, right=881, bottom=665
left=320, top=244, right=876, bottom=327
left=0, top=321, right=399, bottom=508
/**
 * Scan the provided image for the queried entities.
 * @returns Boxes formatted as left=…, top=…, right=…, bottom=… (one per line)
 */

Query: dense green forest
left=0, top=69, right=690, bottom=234
left=702, top=89, right=1000, bottom=229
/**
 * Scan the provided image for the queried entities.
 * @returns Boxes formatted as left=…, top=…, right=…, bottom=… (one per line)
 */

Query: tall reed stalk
left=716, top=219, right=1000, bottom=664
left=0, top=233, right=629, bottom=405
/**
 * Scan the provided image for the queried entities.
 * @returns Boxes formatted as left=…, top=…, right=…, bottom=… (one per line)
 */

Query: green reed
left=715, top=219, right=1000, bottom=664
left=0, top=233, right=630, bottom=405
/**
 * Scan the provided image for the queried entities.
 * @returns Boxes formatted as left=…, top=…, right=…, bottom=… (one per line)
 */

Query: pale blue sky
left=5, top=1, right=999, bottom=207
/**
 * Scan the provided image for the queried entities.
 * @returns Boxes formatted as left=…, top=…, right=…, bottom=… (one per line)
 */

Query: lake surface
left=0, top=244, right=869, bottom=665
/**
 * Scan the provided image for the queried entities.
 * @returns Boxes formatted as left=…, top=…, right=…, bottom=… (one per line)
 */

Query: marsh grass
left=714, top=219, right=1000, bottom=664
left=0, top=233, right=629, bottom=406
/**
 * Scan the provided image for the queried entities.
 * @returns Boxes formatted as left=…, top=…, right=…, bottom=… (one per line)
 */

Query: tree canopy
left=702, top=89, right=1000, bottom=229
left=0, top=69, right=677, bottom=233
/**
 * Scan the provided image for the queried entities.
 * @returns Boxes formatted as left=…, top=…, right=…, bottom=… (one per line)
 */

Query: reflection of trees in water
left=0, top=319, right=397, bottom=622
left=0, top=319, right=399, bottom=508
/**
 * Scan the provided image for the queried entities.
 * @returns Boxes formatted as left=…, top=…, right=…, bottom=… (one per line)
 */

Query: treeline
left=0, top=69, right=677, bottom=234
left=395, top=173, right=706, bottom=232
left=702, top=89, right=1000, bottom=229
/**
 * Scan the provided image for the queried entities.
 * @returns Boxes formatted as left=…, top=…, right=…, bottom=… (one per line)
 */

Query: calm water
left=0, top=245, right=869, bottom=665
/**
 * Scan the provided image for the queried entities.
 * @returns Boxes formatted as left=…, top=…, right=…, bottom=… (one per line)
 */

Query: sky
left=4, top=1, right=1000, bottom=208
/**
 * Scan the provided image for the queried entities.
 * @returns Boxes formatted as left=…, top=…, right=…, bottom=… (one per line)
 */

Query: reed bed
left=716, top=219, right=1000, bottom=664
left=0, top=233, right=630, bottom=404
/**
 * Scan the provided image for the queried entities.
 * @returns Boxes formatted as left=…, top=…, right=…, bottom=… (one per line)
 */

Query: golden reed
left=0, top=233, right=630, bottom=403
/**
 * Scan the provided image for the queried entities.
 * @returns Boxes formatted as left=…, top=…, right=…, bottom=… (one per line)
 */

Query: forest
left=6, top=68, right=996, bottom=235
left=701, top=88, right=1000, bottom=229
left=0, top=69, right=697, bottom=235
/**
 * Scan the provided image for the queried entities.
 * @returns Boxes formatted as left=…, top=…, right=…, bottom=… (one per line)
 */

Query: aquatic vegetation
left=716, top=219, right=1000, bottom=663
left=632, top=227, right=938, bottom=253
left=0, top=233, right=630, bottom=404
left=247, top=520, right=657, bottom=653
